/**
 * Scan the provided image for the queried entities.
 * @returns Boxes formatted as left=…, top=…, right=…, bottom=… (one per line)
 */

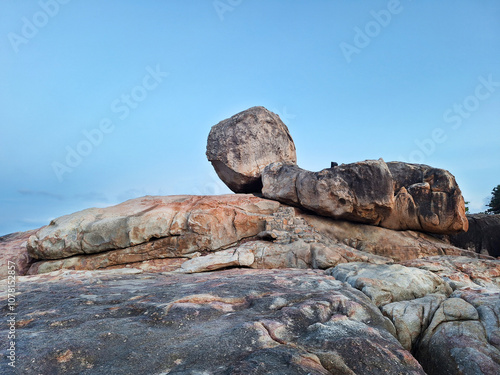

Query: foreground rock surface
left=325, top=261, right=500, bottom=375
left=416, top=288, right=500, bottom=375
left=0, top=268, right=425, bottom=374
left=402, top=255, right=500, bottom=290
left=206, top=106, right=297, bottom=193
left=328, top=262, right=452, bottom=307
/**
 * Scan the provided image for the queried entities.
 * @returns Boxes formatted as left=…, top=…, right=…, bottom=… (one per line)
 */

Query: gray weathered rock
left=262, top=159, right=395, bottom=225
left=449, top=214, right=500, bottom=257
left=402, top=256, right=500, bottom=290
left=452, top=288, right=500, bottom=351
left=206, top=106, right=297, bottom=193
left=327, top=262, right=452, bottom=307
left=416, top=293, right=500, bottom=375
left=0, top=268, right=426, bottom=374
left=381, top=294, right=447, bottom=352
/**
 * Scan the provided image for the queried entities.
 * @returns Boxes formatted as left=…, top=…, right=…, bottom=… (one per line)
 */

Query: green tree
left=486, top=185, right=500, bottom=214
left=464, top=201, right=470, bottom=214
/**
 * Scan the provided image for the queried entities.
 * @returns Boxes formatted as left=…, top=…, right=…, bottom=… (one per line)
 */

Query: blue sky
left=1, top=0, right=499, bottom=235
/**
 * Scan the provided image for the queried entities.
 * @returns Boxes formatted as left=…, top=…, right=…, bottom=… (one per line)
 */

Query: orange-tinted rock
left=27, top=195, right=280, bottom=260
left=0, top=230, right=37, bottom=279
left=262, top=159, right=395, bottom=225
left=261, top=160, right=468, bottom=235
left=382, top=162, right=468, bottom=234
left=301, top=213, right=483, bottom=263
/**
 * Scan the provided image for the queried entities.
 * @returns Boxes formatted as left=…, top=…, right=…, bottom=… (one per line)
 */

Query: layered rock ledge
left=14, top=194, right=484, bottom=277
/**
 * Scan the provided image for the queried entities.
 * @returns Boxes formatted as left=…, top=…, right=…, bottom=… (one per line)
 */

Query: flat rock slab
left=27, top=195, right=280, bottom=260
left=3, top=199, right=486, bottom=278
left=0, top=268, right=425, bottom=375
left=302, top=213, right=482, bottom=262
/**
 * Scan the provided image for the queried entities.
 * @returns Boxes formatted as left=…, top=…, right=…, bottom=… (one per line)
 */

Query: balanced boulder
left=206, top=106, right=297, bottom=193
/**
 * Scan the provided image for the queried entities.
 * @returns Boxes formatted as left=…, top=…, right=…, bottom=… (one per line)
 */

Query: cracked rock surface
left=0, top=268, right=425, bottom=375
left=327, top=262, right=452, bottom=307
left=324, top=261, right=500, bottom=375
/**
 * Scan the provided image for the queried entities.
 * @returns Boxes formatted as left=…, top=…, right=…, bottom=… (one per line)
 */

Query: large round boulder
left=206, top=106, right=297, bottom=193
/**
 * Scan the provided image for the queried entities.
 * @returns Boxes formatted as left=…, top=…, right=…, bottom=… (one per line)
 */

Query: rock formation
left=1, top=106, right=499, bottom=374
left=382, top=161, right=469, bottom=234
left=2, top=269, right=426, bottom=374
left=0, top=230, right=35, bottom=279
left=206, top=107, right=467, bottom=234
left=449, top=214, right=500, bottom=257
left=206, top=106, right=297, bottom=193
left=261, top=160, right=468, bottom=234
left=262, top=159, right=395, bottom=225
left=21, top=195, right=483, bottom=276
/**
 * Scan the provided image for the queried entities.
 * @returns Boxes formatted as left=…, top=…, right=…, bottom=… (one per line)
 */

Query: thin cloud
left=18, top=189, right=65, bottom=200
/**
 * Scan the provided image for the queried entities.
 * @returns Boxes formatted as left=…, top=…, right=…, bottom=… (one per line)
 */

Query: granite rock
left=0, top=268, right=425, bottom=374
left=206, top=106, right=297, bottom=193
